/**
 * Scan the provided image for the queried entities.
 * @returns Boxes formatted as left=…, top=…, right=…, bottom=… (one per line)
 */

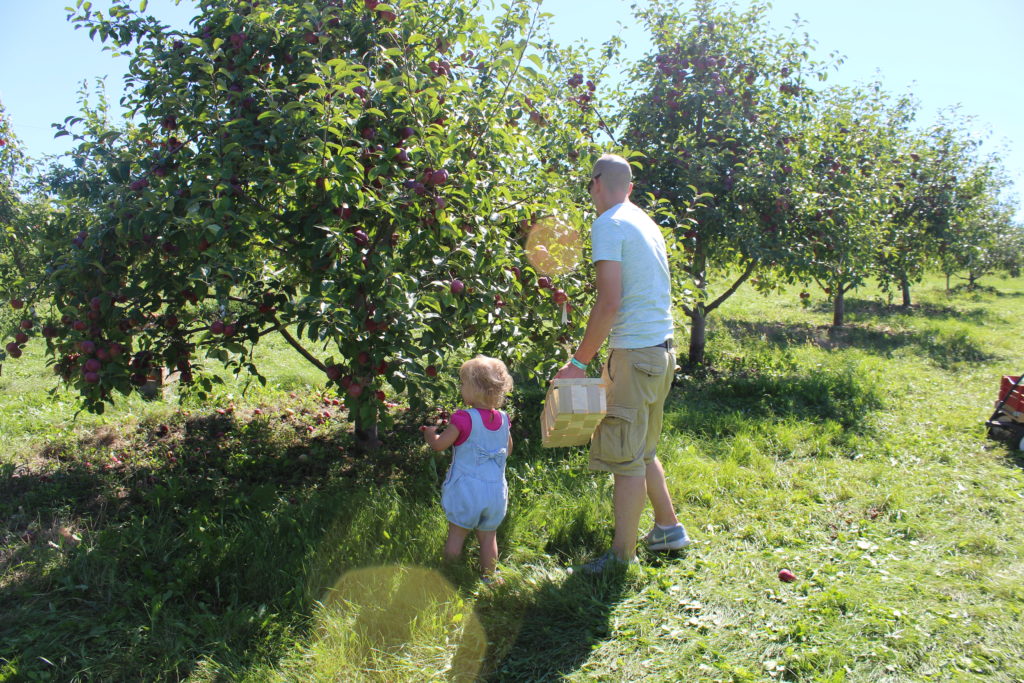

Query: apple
left=84, top=371, right=100, bottom=384
left=223, top=323, right=236, bottom=337
left=360, top=127, right=376, bottom=140
left=376, top=390, right=386, bottom=401
left=353, top=230, right=369, bottom=246
left=42, top=325, right=57, bottom=338
left=426, top=365, right=438, bottom=378
left=347, top=383, right=364, bottom=398
left=377, top=9, right=396, bottom=22
left=398, top=126, right=415, bottom=140
left=364, top=0, right=379, bottom=8
left=210, top=320, right=226, bottom=335
left=19, top=319, right=32, bottom=330
left=450, top=279, right=465, bottom=295
left=376, top=360, right=388, bottom=375
left=164, top=315, right=179, bottom=329
left=778, top=569, right=796, bottom=583
left=304, top=31, right=319, bottom=44
left=84, top=358, right=102, bottom=373
left=434, top=197, right=447, bottom=210
left=14, top=332, right=28, bottom=344
left=130, top=178, right=149, bottom=191
left=431, top=168, right=450, bottom=185
left=326, top=364, right=343, bottom=381
left=10, top=298, right=23, bottom=309
left=79, top=340, right=96, bottom=354
left=537, top=276, right=552, bottom=289
left=394, top=148, right=410, bottom=163
left=552, top=289, right=568, bottom=304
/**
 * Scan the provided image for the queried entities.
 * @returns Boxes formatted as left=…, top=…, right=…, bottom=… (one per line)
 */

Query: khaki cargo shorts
left=589, top=344, right=675, bottom=478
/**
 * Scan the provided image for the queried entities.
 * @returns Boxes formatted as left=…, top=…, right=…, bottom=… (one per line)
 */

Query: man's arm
left=554, top=260, right=621, bottom=378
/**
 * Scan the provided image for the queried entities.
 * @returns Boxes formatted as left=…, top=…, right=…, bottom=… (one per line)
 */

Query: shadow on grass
left=720, top=318, right=994, bottom=368
left=806, top=296, right=999, bottom=324
left=668, top=361, right=883, bottom=439
left=0, top=408, right=442, bottom=681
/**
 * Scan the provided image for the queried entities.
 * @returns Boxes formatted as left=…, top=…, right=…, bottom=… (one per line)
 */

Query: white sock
left=656, top=523, right=678, bottom=530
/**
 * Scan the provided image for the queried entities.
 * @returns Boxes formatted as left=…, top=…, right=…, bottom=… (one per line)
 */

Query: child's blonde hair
left=459, top=355, right=514, bottom=409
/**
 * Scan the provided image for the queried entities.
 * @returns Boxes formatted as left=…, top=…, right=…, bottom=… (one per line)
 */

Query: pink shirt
left=451, top=408, right=503, bottom=446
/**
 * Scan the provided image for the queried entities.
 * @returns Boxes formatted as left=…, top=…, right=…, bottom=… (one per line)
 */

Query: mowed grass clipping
left=2, top=273, right=1023, bottom=682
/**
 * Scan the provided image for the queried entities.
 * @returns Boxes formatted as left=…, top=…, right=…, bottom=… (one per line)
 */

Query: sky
left=1, top=0, right=1022, bottom=218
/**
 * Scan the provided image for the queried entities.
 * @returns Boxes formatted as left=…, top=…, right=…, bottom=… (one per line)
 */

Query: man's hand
left=553, top=362, right=587, bottom=380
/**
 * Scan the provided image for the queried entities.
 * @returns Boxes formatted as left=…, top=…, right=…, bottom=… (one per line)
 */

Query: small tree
left=790, top=83, right=905, bottom=328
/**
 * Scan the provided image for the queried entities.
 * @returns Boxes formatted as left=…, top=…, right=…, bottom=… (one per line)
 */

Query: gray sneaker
left=569, top=551, right=639, bottom=575
left=644, top=523, right=691, bottom=551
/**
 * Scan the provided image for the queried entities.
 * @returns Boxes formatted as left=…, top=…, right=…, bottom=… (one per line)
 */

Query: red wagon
left=986, top=375, right=1024, bottom=450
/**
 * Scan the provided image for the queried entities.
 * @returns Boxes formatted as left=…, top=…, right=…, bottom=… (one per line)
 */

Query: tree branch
left=705, top=259, right=757, bottom=314
left=276, top=323, right=326, bottom=372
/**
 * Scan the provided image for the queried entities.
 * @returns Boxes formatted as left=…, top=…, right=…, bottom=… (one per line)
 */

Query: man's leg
left=611, top=473, right=647, bottom=561
left=646, top=457, right=679, bottom=527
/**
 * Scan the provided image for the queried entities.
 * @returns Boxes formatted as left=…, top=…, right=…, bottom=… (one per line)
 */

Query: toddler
left=421, top=355, right=513, bottom=579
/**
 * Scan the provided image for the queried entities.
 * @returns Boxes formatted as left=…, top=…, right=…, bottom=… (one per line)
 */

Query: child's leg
left=444, top=523, right=471, bottom=562
left=476, top=529, right=499, bottom=575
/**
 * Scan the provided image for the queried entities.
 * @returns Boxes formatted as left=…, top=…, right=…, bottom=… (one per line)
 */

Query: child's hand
left=420, top=425, right=438, bottom=442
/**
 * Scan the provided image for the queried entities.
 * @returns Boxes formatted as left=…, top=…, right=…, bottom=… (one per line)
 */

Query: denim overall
left=441, top=409, right=510, bottom=531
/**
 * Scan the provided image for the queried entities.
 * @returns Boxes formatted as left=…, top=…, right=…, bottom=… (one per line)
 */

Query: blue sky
left=1, top=0, right=1021, bottom=217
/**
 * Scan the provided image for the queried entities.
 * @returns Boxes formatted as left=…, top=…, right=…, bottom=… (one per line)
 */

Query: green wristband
left=569, top=357, right=587, bottom=370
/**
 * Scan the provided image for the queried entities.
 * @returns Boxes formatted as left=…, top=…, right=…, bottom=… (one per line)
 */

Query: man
left=555, top=153, right=690, bottom=572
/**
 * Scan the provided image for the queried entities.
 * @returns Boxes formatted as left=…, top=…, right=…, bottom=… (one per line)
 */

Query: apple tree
left=10, top=0, right=606, bottom=448
left=788, top=83, right=906, bottom=328
left=937, top=159, right=1022, bottom=290
left=618, top=0, right=831, bottom=368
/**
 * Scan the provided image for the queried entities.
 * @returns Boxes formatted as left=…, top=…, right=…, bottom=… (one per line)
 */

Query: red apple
left=210, top=320, right=226, bottom=335
left=326, top=365, right=343, bottom=381
left=14, top=332, right=28, bottom=344
left=84, top=371, right=100, bottom=384
left=426, top=365, right=438, bottom=378
left=778, top=569, right=796, bottom=583
left=537, top=276, right=552, bottom=289
left=450, top=279, right=465, bottom=295
left=19, top=319, right=32, bottom=330
left=347, top=383, right=364, bottom=398
left=552, top=289, right=568, bottom=304
left=10, top=298, right=23, bottom=310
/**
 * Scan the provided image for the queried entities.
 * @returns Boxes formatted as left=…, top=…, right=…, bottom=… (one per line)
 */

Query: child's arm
left=421, top=423, right=461, bottom=451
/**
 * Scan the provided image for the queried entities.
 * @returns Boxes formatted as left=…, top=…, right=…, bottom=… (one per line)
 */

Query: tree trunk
left=832, top=286, right=845, bottom=328
left=354, top=418, right=382, bottom=452
left=687, top=306, right=707, bottom=369
left=900, top=274, right=912, bottom=307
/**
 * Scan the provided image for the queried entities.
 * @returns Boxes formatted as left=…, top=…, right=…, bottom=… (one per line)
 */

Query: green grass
left=2, top=273, right=1023, bottom=682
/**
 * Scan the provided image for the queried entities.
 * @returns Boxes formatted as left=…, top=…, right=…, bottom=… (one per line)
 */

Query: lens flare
left=525, top=217, right=582, bottom=277
left=313, top=565, right=487, bottom=679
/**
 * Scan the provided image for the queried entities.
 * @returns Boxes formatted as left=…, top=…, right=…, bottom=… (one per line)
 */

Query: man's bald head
left=589, top=154, right=633, bottom=213
left=591, top=154, right=633, bottom=195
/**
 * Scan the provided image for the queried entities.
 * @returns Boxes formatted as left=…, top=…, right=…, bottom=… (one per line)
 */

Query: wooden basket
left=541, top=378, right=607, bottom=448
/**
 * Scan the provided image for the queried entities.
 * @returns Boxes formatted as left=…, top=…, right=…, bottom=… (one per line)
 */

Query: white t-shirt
left=590, top=201, right=673, bottom=349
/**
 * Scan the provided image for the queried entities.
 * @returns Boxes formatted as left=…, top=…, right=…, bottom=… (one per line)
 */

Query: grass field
left=2, top=273, right=1023, bottom=682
